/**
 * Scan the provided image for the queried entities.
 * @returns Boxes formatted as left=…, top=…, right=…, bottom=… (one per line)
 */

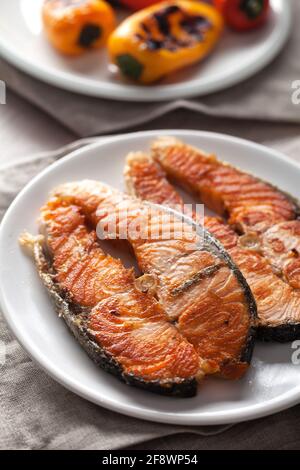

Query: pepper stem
left=116, top=54, right=144, bottom=81
left=240, top=0, right=264, bottom=19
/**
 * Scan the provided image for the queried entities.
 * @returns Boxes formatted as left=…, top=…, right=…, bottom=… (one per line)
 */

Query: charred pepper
left=108, top=1, right=223, bottom=83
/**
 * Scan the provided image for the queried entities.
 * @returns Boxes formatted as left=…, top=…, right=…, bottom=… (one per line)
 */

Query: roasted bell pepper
left=42, top=0, right=116, bottom=55
left=108, top=1, right=224, bottom=83
left=214, top=0, right=270, bottom=32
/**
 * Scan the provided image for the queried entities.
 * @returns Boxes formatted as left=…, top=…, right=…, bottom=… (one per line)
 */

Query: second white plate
left=0, top=0, right=292, bottom=101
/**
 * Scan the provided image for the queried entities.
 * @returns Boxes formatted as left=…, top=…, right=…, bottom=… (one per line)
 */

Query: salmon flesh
left=52, top=180, right=256, bottom=380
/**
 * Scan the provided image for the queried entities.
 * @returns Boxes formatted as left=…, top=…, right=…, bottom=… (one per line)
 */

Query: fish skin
left=130, top=139, right=300, bottom=341
left=20, top=199, right=200, bottom=397
left=53, top=180, right=256, bottom=379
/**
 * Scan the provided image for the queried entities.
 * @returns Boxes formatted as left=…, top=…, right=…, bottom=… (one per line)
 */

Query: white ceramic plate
left=1, top=130, right=300, bottom=426
left=0, top=0, right=291, bottom=101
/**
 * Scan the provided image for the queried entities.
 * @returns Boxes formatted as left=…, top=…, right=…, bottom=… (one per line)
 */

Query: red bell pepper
left=214, top=0, right=270, bottom=31
left=118, top=0, right=162, bottom=10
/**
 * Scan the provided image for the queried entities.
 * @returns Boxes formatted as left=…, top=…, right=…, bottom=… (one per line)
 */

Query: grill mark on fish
left=53, top=179, right=256, bottom=379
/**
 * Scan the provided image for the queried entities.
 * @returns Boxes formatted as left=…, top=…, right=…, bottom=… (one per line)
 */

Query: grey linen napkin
left=1, top=134, right=300, bottom=450
left=0, top=0, right=299, bottom=137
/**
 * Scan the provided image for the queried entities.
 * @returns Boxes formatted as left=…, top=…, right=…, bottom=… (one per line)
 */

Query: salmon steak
left=20, top=198, right=200, bottom=397
left=151, top=136, right=299, bottom=235
left=53, top=180, right=256, bottom=380
left=129, top=137, right=300, bottom=341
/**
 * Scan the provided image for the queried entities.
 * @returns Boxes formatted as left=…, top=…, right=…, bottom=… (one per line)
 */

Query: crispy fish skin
left=20, top=199, right=200, bottom=397
left=132, top=140, right=300, bottom=342
left=53, top=180, right=256, bottom=379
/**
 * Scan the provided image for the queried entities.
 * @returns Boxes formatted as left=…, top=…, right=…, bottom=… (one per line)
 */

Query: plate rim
left=0, top=0, right=292, bottom=102
left=1, top=129, right=300, bottom=426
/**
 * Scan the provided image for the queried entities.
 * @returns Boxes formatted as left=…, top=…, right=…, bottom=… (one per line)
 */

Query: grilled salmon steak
left=20, top=198, right=200, bottom=397
left=151, top=136, right=299, bottom=235
left=53, top=180, right=256, bottom=379
left=127, top=138, right=300, bottom=341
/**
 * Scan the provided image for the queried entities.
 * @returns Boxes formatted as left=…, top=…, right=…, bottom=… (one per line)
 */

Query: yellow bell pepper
left=42, top=0, right=116, bottom=56
left=108, top=1, right=224, bottom=83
